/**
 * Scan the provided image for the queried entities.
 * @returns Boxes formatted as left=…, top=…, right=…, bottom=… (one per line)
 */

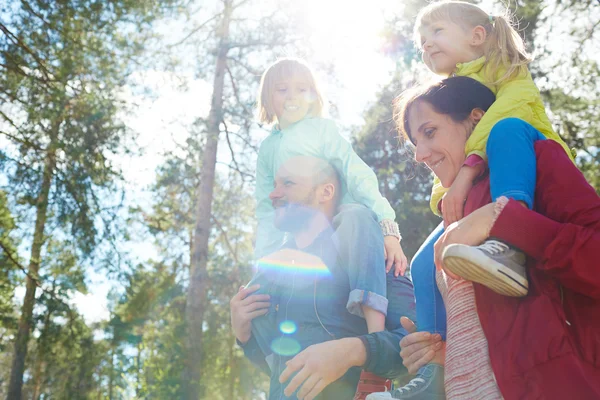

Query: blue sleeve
left=360, top=327, right=409, bottom=379
left=361, top=273, right=416, bottom=378
left=239, top=336, right=271, bottom=376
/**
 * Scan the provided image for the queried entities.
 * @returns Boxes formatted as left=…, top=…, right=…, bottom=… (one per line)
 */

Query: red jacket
left=464, top=140, right=600, bottom=400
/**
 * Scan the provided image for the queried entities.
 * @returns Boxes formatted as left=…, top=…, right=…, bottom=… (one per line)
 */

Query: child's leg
left=333, top=204, right=387, bottom=333
left=385, top=271, right=416, bottom=332
left=367, top=225, right=447, bottom=400
left=487, top=117, right=546, bottom=208
left=442, top=118, right=544, bottom=297
left=411, top=222, right=447, bottom=339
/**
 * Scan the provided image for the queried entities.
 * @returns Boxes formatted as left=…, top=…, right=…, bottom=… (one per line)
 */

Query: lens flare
left=271, top=337, right=301, bottom=356
left=279, top=320, right=297, bottom=334
left=257, top=248, right=331, bottom=277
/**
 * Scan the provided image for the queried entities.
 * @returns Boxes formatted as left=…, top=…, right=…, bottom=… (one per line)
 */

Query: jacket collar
left=455, top=56, right=486, bottom=76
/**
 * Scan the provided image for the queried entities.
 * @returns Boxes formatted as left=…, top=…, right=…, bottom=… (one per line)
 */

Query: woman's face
left=408, top=100, right=473, bottom=188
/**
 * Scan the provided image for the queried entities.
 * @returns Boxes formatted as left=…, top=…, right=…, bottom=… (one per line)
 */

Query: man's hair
left=311, top=159, right=341, bottom=206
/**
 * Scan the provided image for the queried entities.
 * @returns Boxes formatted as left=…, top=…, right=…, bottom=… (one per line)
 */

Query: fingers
left=394, top=258, right=402, bottom=277
left=405, top=348, right=437, bottom=374
left=384, top=246, right=391, bottom=273
left=397, top=254, right=407, bottom=276
left=402, top=342, right=440, bottom=370
left=399, top=331, right=435, bottom=348
left=303, top=379, right=327, bottom=400
left=233, top=284, right=260, bottom=302
left=386, top=254, right=394, bottom=274
left=284, top=366, right=311, bottom=396
left=247, top=300, right=270, bottom=311
left=279, top=357, right=302, bottom=384
left=400, top=316, right=417, bottom=334
left=241, top=293, right=270, bottom=306
left=247, top=308, right=269, bottom=319
left=296, top=374, right=321, bottom=399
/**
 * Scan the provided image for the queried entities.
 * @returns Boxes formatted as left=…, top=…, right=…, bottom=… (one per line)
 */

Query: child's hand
left=441, top=167, right=475, bottom=228
left=384, top=236, right=407, bottom=276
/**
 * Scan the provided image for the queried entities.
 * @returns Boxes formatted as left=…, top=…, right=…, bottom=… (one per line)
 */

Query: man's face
left=269, top=165, right=320, bottom=233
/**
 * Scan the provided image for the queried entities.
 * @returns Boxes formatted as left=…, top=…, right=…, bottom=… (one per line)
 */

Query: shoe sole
left=443, top=245, right=528, bottom=297
left=365, top=394, right=392, bottom=400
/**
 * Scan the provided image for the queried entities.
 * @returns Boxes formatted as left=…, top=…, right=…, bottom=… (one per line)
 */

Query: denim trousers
left=412, top=118, right=545, bottom=338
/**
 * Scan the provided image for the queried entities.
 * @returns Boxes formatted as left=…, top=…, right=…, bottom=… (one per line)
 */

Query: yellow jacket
left=429, top=57, right=574, bottom=216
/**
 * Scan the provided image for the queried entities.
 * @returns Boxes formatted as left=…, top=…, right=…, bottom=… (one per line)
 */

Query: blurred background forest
left=0, top=0, right=598, bottom=398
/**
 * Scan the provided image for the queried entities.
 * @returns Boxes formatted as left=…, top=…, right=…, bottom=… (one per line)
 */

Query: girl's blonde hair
left=257, top=58, right=325, bottom=125
left=414, top=1, right=532, bottom=85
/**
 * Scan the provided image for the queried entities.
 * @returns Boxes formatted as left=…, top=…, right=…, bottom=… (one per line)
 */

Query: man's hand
left=434, top=202, right=495, bottom=275
left=384, top=236, right=408, bottom=276
left=399, top=317, right=443, bottom=374
left=279, top=337, right=366, bottom=400
left=229, top=284, right=270, bottom=344
left=441, top=165, right=478, bottom=227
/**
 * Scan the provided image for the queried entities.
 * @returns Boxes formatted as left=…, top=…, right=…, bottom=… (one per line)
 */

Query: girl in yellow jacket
left=367, top=2, right=574, bottom=399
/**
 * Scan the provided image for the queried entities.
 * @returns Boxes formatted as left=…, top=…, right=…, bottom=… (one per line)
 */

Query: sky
left=12, top=0, right=598, bottom=326
left=58, top=0, right=404, bottom=325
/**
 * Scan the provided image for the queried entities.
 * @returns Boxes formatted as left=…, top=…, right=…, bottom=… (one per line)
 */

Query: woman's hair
left=393, top=76, right=496, bottom=143
left=415, top=1, right=531, bottom=85
left=257, top=58, right=325, bottom=125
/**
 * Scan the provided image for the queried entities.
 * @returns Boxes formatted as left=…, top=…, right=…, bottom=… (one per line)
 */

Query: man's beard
left=273, top=191, right=319, bottom=233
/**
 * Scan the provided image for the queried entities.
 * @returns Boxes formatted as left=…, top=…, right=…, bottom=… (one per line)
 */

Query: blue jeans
left=413, top=118, right=545, bottom=339
left=411, top=222, right=447, bottom=339
left=488, top=118, right=545, bottom=208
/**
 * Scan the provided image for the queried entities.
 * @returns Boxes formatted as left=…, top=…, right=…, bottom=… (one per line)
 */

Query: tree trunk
left=136, top=340, right=142, bottom=398
left=7, top=126, right=59, bottom=400
left=227, top=332, right=235, bottom=400
left=31, top=303, right=54, bottom=400
left=108, top=346, right=115, bottom=400
left=183, top=0, right=232, bottom=398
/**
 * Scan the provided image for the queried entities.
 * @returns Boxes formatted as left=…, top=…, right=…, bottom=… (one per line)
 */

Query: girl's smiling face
left=271, top=75, right=314, bottom=129
left=408, top=100, right=478, bottom=188
left=418, top=20, right=486, bottom=76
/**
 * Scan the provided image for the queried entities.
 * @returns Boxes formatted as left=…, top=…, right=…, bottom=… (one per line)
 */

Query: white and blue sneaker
left=366, top=364, right=446, bottom=399
left=442, top=239, right=528, bottom=297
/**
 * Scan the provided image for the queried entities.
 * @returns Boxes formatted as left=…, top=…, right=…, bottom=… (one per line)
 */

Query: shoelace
left=394, top=377, right=425, bottom=394
left=477, top=240, right=509, bottom=255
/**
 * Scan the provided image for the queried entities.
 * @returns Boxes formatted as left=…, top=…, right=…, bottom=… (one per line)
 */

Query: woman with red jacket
left=389, top=76, right=600, bottom=399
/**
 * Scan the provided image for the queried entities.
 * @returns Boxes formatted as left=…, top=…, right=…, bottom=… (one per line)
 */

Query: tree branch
left=210, top=214, right=240, bottom=265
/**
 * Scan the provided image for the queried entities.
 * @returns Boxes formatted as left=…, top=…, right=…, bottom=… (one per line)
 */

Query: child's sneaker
left=442, top=239, right=528, bottom=297
left=366, top=364, right=445, bottom=399
left=354, top=371, right=392, bottom=400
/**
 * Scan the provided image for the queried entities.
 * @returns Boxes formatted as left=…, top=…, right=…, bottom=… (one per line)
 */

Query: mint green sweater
left=254, top=117, right=395, bottom=258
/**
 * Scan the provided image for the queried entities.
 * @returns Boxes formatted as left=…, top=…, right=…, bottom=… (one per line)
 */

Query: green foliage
left=0, top=0, right=597, bottom=398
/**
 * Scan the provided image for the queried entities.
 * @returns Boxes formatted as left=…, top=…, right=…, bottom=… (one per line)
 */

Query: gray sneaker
left=442, top=239, right=528, bottom=297
left=366, top=364, right=446, bottom=399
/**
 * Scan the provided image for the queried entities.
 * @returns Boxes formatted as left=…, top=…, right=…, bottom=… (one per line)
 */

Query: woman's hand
left=384, top=236, right=408, bottom=276
left=434, top=202, right=496, bottom=273
left=399, top=317, right=443, bottom=374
